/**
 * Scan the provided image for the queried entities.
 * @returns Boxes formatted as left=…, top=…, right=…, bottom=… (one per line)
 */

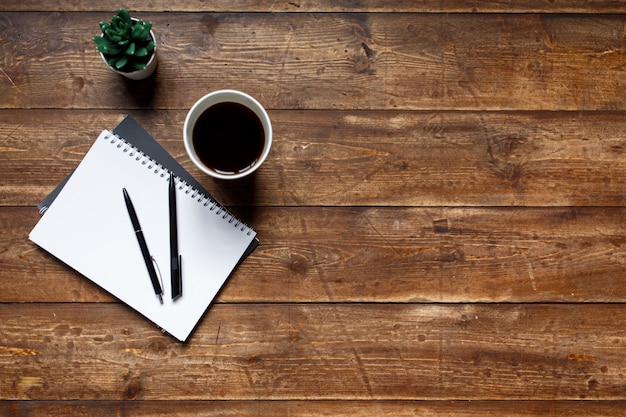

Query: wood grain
left=3, top=401, right=626, bottom=416
left=2, top=4, right=626, bottom=414
left=2, top=110, right=626, bottom=207
left=3, top=13, right=626, bottom=111
left=4, top=206, right=626, bottom=303
left=1, top=303, right=625, bottom=400
left=3, top=1, right=626, bottom=13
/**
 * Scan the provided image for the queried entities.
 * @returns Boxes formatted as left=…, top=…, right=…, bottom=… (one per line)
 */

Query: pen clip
left=151, top=256, right=164, bottom=303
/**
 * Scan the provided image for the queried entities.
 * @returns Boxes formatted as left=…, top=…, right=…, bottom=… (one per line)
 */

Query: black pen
left=169, top=172, right=182, bottom=300
left=122, top=187, right=163, bottom=304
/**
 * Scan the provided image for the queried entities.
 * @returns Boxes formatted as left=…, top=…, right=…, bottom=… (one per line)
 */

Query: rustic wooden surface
left=1, top=2, right=626, bottom=416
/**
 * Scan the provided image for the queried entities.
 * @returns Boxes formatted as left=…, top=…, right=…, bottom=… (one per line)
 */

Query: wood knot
left=123, top=375, right=143, bottom=400
left=247, top=355, right=262, bottom=365
left=487, top=135, right=527, bottom=157
left=289, top=255, right=308, bottom=273
left=486, top=135, right=529, bottom=189
left=361, top=42, right=376, bottom=59
left=441, top=248, right=465, bottom=263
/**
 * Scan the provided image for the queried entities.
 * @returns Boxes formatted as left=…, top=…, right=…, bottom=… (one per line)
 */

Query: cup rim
left=183, top=89, right=272, bottom=180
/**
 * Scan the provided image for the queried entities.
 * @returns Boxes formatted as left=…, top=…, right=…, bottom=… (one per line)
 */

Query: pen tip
left=158, top=294, right=163, bottom=304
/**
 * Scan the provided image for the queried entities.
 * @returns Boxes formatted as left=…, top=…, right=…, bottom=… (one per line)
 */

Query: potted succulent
left=92, top=9, right=157, bottom=80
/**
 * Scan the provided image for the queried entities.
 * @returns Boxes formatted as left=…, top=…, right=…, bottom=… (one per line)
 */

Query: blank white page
left=30, top=130, right=256, bottom=341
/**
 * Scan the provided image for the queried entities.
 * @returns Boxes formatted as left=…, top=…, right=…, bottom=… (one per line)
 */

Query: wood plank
left=3, top=400, right=626, bottom=416
left=3, top=4, right=625, bottom=414
left=3, top=13, right=626, bottom=111
left=1, top=303, right=625, bottom=400
left=2, top=110, right=626, bottom=208
left=3, top=1, right=626, bottom=13
left=4, top=206, right=626, bottom=303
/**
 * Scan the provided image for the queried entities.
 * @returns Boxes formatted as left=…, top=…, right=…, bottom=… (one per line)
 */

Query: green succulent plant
left=92, top=9, right=156, bottom=72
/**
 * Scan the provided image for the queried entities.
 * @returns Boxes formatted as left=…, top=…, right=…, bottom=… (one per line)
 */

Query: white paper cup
left=183, top=90, right=272, bottom=180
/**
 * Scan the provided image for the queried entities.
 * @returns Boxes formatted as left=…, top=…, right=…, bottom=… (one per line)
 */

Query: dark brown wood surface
left=1, top=3, right=625, bottom=416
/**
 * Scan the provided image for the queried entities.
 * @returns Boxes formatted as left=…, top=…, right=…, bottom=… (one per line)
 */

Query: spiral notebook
left=30, top=118, right=257, bottom=342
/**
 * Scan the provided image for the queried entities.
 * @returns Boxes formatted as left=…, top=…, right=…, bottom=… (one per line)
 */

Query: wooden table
left=2, top=2, right=626, bottom=415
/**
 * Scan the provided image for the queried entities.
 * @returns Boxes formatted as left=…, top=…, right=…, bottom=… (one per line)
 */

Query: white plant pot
left=99, top=22, right=158, bottom=80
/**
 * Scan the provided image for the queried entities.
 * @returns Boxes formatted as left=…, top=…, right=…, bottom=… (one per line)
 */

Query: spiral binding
left=104, top=131, right=254, bottom=235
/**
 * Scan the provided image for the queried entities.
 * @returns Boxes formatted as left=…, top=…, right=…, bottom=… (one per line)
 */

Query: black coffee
left=192, top=102, right=265, bottom=175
